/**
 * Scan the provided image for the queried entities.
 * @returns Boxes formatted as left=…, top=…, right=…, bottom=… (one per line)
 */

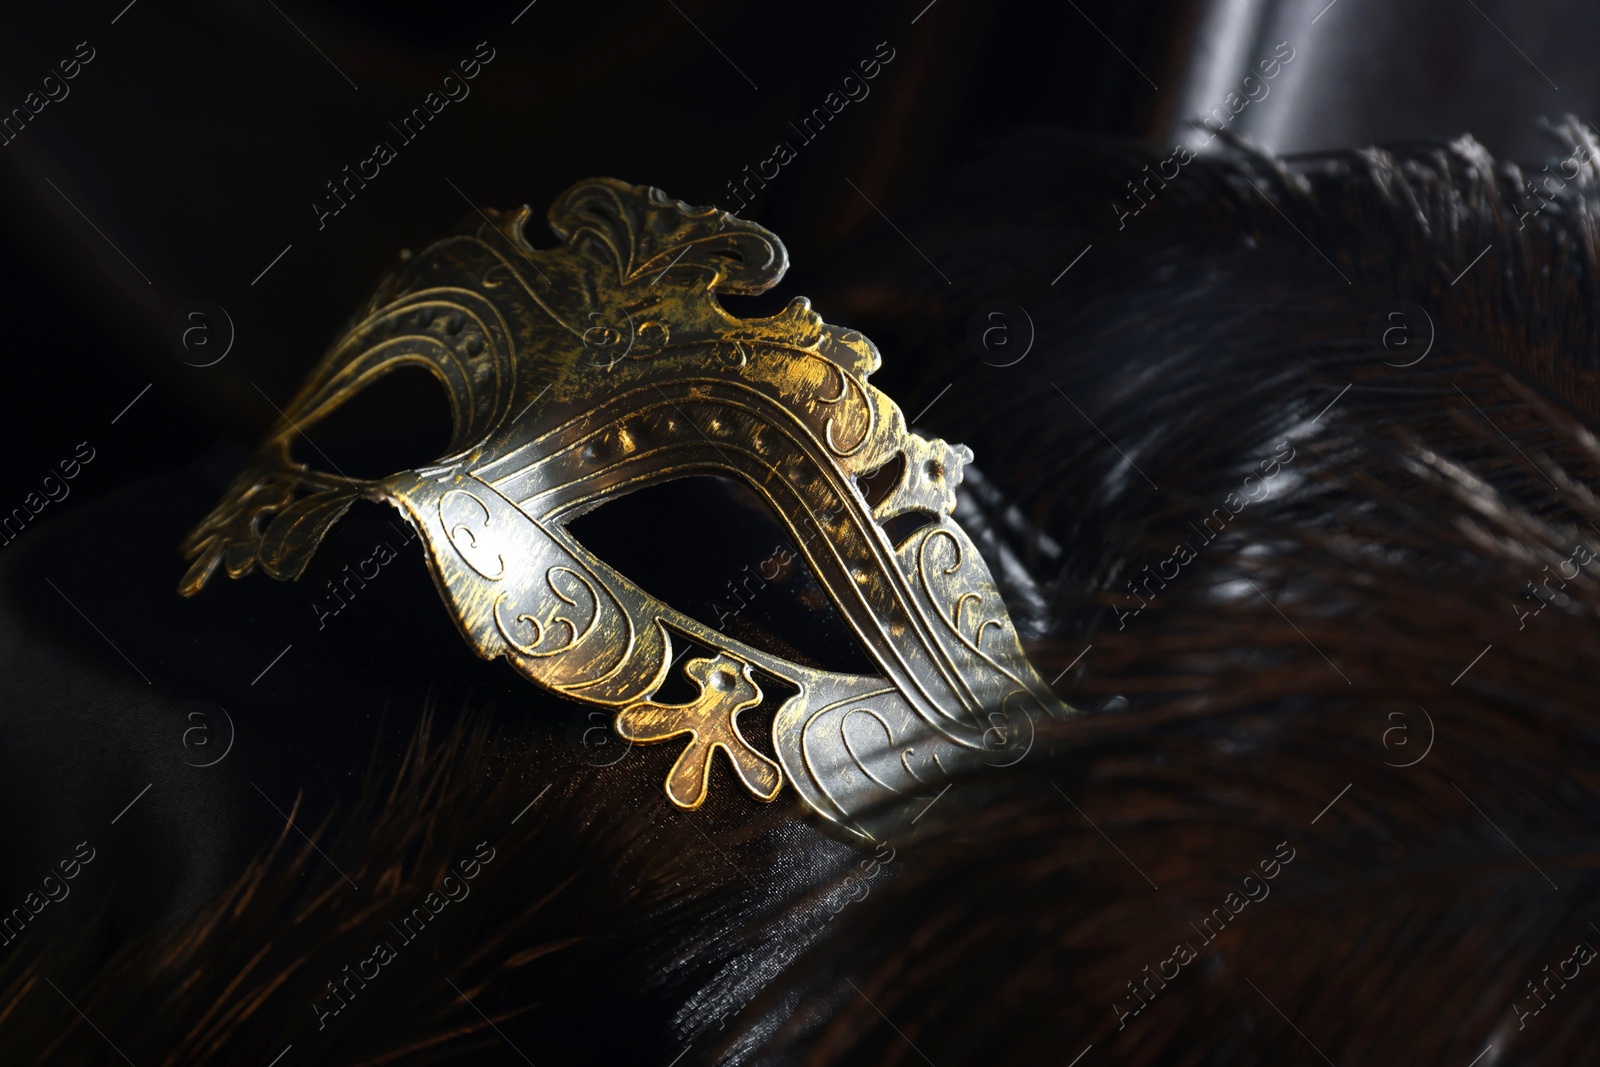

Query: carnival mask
left=180, top=179, right=1071, bottom=835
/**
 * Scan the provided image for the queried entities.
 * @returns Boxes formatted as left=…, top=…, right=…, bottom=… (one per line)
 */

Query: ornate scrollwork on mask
left=180, top=178, right=1073, bottom=836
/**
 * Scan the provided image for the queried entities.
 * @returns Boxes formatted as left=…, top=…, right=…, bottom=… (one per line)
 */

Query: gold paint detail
left=615, top=655, right=781, bottom=808
left=178, top=178, right=1073, bottom=832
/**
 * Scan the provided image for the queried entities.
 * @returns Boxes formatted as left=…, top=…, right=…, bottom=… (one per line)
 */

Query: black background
left=0, top=0, right=1183, bottom=520
left=1, top=0, right=1595, bottom=567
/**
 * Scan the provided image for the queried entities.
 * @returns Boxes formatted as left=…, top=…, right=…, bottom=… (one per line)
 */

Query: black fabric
left=0, top=451, right=873, bottom=1063
left=6, top=124, right=1600, bottom=1063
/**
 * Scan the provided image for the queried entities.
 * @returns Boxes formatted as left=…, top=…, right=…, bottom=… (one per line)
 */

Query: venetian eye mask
left=180, top=179, right=1071, bottom=835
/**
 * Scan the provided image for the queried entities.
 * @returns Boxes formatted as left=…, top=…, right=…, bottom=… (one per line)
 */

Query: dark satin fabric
left=2, top=1, right=1589, bottom=1059
left=0, top=450, right=878, bottom=1046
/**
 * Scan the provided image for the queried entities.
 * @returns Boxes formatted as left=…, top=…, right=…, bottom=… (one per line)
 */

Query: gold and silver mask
left=180, top=179, right=1070, bottom=834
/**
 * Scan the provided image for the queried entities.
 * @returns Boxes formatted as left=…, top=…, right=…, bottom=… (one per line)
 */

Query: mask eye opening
left=564, top=475, right=877, bottom=676
left=286, top=364, right=455, bottom=480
